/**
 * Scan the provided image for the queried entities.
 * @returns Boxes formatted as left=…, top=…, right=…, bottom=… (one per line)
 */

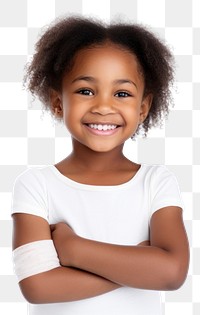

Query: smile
left=88, top=124, right=118, bottom=131
left=84, top=123, right=120, bottom=136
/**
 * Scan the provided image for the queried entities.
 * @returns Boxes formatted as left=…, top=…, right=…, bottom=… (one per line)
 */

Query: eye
left=77, top=89, right=94, bottom=96
left=115, top=91, right=131, bottom=98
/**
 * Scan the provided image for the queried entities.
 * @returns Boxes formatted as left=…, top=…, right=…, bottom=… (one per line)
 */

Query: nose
left=90, top=95, right=117, bottom=115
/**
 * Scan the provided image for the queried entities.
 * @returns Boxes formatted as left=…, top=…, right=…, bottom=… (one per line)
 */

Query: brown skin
left=51, top=208, right=188, bottom=290
left=13, top=213, right=121, bottom=303
left=12, top=43, right=189, bottom=304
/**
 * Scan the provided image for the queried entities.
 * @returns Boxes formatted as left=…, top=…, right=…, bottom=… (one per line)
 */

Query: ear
left=49, top=89, right=63, bottom=119
left=139, top=93, right=153, bottom=124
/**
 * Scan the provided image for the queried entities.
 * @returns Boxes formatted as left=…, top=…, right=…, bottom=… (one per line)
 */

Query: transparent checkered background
left=0, top=0, right=199, bottom=314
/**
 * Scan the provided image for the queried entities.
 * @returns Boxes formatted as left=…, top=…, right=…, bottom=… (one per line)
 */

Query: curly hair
left=25, top=16, right=175, bottom=136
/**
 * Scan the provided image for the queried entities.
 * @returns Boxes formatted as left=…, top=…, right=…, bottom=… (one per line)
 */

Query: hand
left=51, top=222, right=80, bottom=266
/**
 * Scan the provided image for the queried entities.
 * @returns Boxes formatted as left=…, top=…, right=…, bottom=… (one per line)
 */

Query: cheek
left=123, top=105, right=141, bottom=123
left=63, top=103, right=84, bottom=133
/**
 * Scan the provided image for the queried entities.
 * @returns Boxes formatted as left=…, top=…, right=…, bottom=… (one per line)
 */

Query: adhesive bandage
left=13, top=239, right=61, bottom=282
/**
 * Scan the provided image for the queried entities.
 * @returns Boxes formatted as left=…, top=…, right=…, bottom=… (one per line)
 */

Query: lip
left=83, top=124, right=121, bottom=136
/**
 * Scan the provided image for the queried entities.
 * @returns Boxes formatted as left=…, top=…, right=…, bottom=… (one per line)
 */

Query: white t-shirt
left=11, top=164, right=183, bottom=315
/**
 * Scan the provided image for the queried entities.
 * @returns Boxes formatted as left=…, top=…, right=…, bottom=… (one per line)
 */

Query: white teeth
left=88, top=124, right=117, bottom=131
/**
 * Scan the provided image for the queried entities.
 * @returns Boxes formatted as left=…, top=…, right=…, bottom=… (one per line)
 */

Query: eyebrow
left=72, top=76, right=137, bottom=89
left=113, top=79, right=137, bottom=90
left=72, top=76, right=96, bottom=84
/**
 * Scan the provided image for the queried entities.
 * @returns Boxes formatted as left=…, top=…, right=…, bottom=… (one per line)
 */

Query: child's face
left=52, top=43, right=152, bottom=153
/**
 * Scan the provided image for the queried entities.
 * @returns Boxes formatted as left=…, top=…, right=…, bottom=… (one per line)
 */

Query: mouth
left=86, top=123, right=118, bottom=131
left=83, top=123, right=121, bottom=136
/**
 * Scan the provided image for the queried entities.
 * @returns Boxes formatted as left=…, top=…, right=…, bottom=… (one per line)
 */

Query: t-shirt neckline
left=48, top=164, right=145, bottom=191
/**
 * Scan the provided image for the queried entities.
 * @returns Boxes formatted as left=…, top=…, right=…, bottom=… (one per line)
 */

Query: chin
left=88, top=145, right=116, bottom=153
left=92, top=148, right=112, bottom=153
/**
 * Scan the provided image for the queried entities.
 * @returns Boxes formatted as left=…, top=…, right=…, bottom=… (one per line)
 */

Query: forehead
left=67, top=43, right=143, bottom=81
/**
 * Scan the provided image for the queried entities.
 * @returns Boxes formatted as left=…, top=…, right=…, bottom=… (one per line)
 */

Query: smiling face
left=51, top=43, right=152, bottom=153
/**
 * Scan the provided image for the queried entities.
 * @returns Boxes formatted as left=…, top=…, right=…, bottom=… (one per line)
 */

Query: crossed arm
left=12, top=206, right=189, bottom=304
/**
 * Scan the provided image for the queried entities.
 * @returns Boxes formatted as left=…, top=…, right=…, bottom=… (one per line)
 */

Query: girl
left=12, top=16, right=189, bottom=315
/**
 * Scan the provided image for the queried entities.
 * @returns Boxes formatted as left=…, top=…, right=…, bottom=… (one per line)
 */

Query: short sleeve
left=11, top=168, right=49, bottom=222
left=150, top=166, right=184, bottom=216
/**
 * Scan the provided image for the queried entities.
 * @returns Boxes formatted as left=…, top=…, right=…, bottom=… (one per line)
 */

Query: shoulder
left=141, top=164, right=177, bottom=184
left=13, top=166, right=52, bottom=188
left=11, top=166, right=53, bottom=221
left=142, top=163, right=173, bottom=175
left=140, top=164, right=180, bottom=193
left=146, top=164, right=179, bottom=188
left=141, top=163, right=179, bottom=186
left=142, top=164, right=183, bottom=216
left=12, top=166, right=53, bottom=207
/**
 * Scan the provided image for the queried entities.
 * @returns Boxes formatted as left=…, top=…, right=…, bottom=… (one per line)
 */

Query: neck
left=69, top=139, right=126, bottom=172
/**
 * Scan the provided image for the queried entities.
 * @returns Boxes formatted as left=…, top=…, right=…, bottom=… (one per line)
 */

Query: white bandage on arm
left=13, top=240, right=61, bottom=282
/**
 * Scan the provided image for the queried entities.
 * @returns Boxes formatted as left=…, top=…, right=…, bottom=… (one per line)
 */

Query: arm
left=52, top=206, right=189, bottom=291
left=12, top=213, right=120, bottom=304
